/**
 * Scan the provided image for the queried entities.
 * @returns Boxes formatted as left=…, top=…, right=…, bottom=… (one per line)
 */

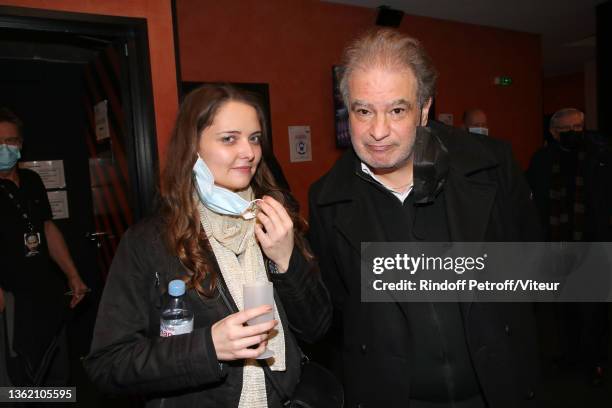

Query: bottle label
left=160, top=319, right=194, bottom=337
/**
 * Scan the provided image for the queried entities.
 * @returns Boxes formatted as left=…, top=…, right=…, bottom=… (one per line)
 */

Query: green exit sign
left=494, top=76, right=513, bottom=86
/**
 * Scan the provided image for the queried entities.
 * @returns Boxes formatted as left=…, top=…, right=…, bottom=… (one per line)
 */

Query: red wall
left=543, top=72, right=585, bottom=115
left=177, top=0, right=542, bottom=213
left=0, top=0, right=179, bottom=169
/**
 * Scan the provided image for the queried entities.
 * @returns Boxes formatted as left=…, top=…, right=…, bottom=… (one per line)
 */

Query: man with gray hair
left=528, top=107, right=593, bottom=241
left=527, top=107, right=609, bottom=386
left=548, top=108, right=584, bottom=144
left=309, top=28, right=541, bottom=407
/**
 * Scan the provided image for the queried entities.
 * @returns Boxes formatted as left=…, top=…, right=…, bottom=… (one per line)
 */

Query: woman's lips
left=231, top=166, right=252, bottom=173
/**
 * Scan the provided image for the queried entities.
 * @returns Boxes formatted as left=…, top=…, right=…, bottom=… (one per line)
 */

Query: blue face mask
left=0, top=144, right=20, bottom=171
left=192, top=156, right=259, bottom=219
left=468, top=127, right=489, bottom=136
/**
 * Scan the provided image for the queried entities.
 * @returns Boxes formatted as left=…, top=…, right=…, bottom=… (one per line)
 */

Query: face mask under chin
left=192, top=156, right=260, bottom=219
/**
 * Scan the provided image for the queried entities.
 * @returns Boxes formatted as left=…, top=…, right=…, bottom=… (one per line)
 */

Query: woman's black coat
left=83, top=217, right=332, bottom=408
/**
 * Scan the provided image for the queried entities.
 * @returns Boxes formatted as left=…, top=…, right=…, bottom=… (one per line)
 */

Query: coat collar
left=314, top=148, right=360, bottom=206
left=315, top=122, right=499, bottom=208
left=314, top=122, right=501, bottom=247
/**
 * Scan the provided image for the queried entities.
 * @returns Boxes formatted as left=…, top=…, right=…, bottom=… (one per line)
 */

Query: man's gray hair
left=339, top=28, right=437, bottom=109
left=549, top=108, right=584, bottom=129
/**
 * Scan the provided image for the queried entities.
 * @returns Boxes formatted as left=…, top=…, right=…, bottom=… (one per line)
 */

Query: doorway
left=0, top=6, right=159, bottom=407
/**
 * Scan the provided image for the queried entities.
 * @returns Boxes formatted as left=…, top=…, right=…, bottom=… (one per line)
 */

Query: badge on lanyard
left=24, top=231, right=41, bottom=257
left=0, top=182, right=42, bottom=258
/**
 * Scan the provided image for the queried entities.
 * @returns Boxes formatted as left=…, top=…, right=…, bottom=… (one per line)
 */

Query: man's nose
left=370, top=113, right=390, bottom=141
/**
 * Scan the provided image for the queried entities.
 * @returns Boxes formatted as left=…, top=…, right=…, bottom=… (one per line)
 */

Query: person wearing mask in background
left=0, top=108, right=88, bottom=386
left=308, top=28, right=542, bottom=408
left=84, top=85, right=331, bottom=407
left=527, top=108, right=610, bottom=386
left=462, top=108, right=488, bottom=136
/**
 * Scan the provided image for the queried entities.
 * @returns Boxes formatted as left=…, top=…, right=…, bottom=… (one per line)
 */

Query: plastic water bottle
left=160, top=279, right=194, bottom=337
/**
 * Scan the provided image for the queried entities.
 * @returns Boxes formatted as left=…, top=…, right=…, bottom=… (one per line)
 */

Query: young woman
left=84, top=85, right=331, bottom=407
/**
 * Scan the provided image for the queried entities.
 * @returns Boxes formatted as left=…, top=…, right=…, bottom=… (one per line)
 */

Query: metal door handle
left=85, top=231, right=114, bottom=248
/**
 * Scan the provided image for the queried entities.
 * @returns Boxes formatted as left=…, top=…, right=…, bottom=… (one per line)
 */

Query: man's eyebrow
left=350, top=100, right=371, bottom=109
left=389, top=98, right=414, bottom=109
left=390, top=99, right=411, bottom=107
left=350, top=99, right=413, bottom=110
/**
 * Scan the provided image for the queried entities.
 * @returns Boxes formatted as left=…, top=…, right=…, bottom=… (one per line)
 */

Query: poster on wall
left=437, top=113, right=454, bottom=126
left=94, top=99, right=111, bottom=141
left=333, top=66, right=351, bottom=148
left=47, top=190, right=69, bottom=220
left=19, top=160, right=66, bottom=189
left=288, top=126, right=312, bottom=162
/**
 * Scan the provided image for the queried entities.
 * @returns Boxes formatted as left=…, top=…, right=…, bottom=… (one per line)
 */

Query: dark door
left=0, top=8, right=158, bottom=407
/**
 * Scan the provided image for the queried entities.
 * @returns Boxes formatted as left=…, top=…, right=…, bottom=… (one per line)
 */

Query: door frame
left=0, top=5, right=159, bottom=220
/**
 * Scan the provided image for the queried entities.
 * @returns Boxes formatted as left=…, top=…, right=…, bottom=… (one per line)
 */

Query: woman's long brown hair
left=160, top=84, right=311, bottom=296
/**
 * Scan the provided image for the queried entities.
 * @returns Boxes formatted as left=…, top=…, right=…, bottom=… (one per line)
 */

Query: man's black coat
left=308, top=123, right=542, bottom=408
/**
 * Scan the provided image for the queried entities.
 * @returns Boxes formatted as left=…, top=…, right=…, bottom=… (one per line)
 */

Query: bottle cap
left=168, top=279, right=186, bottom=297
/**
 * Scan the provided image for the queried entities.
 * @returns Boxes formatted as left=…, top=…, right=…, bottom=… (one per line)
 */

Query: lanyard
left=0, top=181, right=35, bottom=232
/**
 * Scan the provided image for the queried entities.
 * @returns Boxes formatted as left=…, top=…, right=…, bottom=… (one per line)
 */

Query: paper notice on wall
left=288, top=126, right=312, bottom=162
left=437, top=113, right=454, bottom=126
left=19, top=160, right=66, bottom=189
left=47, top=190, right=69, bottom=220
left=94, top=100, right=110, bottom=141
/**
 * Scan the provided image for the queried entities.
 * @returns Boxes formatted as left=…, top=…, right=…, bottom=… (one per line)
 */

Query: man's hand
left=67, top=275, right=89, bottom=308
left=45, top=220, right=89, bottom=307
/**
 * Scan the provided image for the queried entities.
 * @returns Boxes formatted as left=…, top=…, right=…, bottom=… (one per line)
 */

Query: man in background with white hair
left=527, top=107, right=610, bottom=386
left=548, top=108, right=584, bottom=145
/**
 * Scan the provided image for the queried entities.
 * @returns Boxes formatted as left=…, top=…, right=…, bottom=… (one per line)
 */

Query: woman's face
left=198, top=101, right=263, bottom=192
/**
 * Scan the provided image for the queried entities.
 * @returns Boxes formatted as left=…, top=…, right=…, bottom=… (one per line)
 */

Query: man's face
left=347, top=67, right=430, bottom=174
left=466, top=111, right=487, bottom=129
left=0, top=122, right=21, bottom=148
left=26, top=234, right=39, bottom=250
left=550, top=113, right=584, bottom=141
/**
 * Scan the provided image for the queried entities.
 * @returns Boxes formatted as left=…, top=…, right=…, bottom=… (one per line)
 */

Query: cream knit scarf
left=197, top=189, right=286, bottom=408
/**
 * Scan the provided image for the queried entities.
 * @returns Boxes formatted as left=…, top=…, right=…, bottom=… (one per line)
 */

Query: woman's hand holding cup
left=211, top=305, right=277, bottom=361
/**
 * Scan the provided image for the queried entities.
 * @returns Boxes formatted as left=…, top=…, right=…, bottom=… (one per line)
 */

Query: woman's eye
left=221, top=135, right=235, bottom=143
left=249, top=134, right=261, bottom=144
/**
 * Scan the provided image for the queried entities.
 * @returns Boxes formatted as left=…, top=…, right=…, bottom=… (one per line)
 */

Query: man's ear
left=549, top=127, right=558, bottom=140
left=420, top=98, right=433, bottom=126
